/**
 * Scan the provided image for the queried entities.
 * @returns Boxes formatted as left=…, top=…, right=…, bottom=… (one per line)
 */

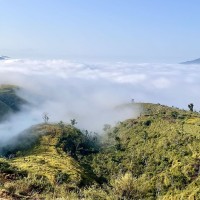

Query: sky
left=0, top=0, right=200, bottom=62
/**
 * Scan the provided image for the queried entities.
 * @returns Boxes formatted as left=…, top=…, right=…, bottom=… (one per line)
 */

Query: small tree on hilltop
left=43, top=112, right=49, bottom=124
left=188, top=103, right=194, bottom=112
left=70, top=119, right=77, bottom=126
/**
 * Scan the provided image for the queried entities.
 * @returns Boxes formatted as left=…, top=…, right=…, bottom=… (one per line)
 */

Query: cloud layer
left=0, top=59, right=199, bottom=141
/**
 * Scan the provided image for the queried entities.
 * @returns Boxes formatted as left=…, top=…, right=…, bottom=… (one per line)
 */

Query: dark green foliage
left=56, top=124, right=100, bottom=159
left=0, top=126, right=41, bottom=157
left=0, top=85, right=26, bottom=111
left=143, top=119, right=152, bottom=126
left=55, top=171, right=70, bottom=185
left=0, top=93, right=23, bottom=111
left=188, top=103, right=194, bottom=112
left=25, top=175, right=53, bottom=194
left=171, top=111, right=178, bottom=119
left=0, top=161, right=14, bottom=173
left=0, top=161, right=27, bottom=178
left=0, top=85, right=26, bottom=122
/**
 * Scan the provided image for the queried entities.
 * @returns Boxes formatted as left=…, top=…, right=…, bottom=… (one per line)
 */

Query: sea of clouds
left=0, top=59, right=199, bottom=141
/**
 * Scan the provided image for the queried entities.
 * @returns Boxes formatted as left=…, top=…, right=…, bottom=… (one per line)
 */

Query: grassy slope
left=0, top=102, right=199, bottom=199
left=89, top=103, right=200, bottom=199
left=11, top=126, right=79, bottom=182
left=0, top=124, right=96, bottom=199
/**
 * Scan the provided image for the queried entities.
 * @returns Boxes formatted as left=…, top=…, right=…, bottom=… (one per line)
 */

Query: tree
left=43, top=112, right=49, bottom=123
left=70, top=119, right=77, bottom=126
left=188, top=103, right=194, bottom=112
left=58, top=121, right=64, bottom=128
left=103, top=124, right=111, bottom=132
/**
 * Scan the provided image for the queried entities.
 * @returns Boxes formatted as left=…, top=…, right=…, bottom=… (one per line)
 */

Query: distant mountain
left=0, top=56, right=9, bottom=60
left=181, top=58, right=200, bottom=64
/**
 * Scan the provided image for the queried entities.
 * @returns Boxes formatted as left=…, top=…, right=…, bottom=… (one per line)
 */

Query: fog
left=0, top=59, right=200, bottom=142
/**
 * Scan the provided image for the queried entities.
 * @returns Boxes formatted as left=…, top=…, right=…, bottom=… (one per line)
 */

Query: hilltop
left=181, top=58, right=200, bottom=65
left=0, top=101, right=199, bottom=199
left=0, top=122, right=100, bottom=199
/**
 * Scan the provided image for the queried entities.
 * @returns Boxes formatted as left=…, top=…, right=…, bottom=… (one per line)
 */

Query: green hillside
left=0, top=123, right=100, bottom=199
left=0, top=103, right=199, bottom=199
left=0, top=85, right=26, bottom=120
left=88, top=103, right=200, bottom=199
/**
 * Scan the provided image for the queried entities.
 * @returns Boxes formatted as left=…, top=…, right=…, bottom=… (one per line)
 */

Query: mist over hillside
left=0, top=58, right=200, bottom=140
left=0, top=59, right=199, bottom=107
left=0, top=59, right=199, bottom=199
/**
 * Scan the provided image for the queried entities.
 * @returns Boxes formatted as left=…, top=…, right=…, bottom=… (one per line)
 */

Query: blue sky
left=0, top=0, right=200, bottom=62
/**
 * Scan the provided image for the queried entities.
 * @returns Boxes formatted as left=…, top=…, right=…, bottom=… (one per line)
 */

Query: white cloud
left=0, top=59, right=199, bottom=141
left=152, top=77, right=171, bottom=89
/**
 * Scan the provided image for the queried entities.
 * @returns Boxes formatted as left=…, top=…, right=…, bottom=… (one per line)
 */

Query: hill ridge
left=0, top=102, right=199, bottom=199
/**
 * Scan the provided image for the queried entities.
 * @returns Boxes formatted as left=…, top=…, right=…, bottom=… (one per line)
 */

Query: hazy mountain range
left=181, top=58, right=200, bottom=64
left=0, top=56, right=9, bottom=60
left=1, top=55, right=200, bottom=65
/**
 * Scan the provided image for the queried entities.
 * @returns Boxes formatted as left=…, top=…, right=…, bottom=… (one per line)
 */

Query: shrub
left=55, top=171, right=70, bottom=185
left=110, top=172, right=138, bottom=199
left=82, top=185, right=111, bottom=200
left=143, top=119, right=152, bottom=126
left=171, top=111, right=178, bottom=119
